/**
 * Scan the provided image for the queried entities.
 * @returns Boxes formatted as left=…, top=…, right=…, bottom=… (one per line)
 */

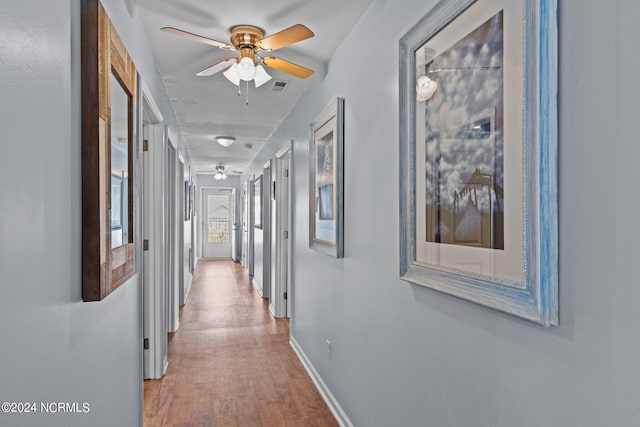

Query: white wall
left=244, top=0, right=640, bottom=425
left=0, top=1, right=188, bottom=426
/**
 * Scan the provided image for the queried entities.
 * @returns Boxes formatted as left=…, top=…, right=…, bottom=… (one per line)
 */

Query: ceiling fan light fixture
left=237, top=57, right=256, bottom=81
left=253, top=65, right=272, bottom=88
left=215, top=136, right=235, bottom=147
left=214, top=166, right=228, bottom=180
left=223, top=63, right=241, bottom=86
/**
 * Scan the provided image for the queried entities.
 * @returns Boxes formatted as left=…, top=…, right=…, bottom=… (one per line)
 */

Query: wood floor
left=143, top=259, right=338, bottom=427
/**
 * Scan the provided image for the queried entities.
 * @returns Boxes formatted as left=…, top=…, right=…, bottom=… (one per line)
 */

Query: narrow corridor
left=143, top=259, right=338, bottom=426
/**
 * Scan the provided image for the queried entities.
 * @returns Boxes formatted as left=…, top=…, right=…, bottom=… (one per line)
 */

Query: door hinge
left=284, top=230, right=288, bottom=239
left=143, top=338, right=149, bottom=350
left=143, top=239, right=149, bottom=251
left=284, top=292, right=288, bottom=300
left=284, top=169, right=289, bottom=177
left=143, top=140, right=149, bottom=152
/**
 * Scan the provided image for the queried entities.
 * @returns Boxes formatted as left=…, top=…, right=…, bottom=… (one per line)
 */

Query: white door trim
left=273, top=143, right=292, bottom=318
left=241, top=182, right=249, bottom=269
left=166, top=141, right=179, bottom=333
left=248, top=177, right=255, bottom=279
left=142, top=120, right=168, bottom=379
left=262, top=162, right=272, bottom=301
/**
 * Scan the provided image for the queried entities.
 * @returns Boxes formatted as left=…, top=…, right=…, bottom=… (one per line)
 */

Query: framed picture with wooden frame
left=399, top=0, right=558, bottom=325
left=81, top=0, right=138, bottom=301
left=309, top=97, right=344, bottom=258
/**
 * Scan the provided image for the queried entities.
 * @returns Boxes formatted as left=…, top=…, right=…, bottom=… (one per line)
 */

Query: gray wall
left=244, top=0, right=640, bottom=425
left=0, top=1, right=188, bottom=426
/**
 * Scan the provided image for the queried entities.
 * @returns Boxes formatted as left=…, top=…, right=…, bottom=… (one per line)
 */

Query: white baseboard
left=289, top=336, right=354, bottom=427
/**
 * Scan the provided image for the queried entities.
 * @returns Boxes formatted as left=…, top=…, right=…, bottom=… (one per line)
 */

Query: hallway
left=143, top=259, right=338, bottom=426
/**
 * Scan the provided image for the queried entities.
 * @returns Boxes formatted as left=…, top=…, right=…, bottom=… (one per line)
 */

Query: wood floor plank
left=143, top=259, right=338, bottom=427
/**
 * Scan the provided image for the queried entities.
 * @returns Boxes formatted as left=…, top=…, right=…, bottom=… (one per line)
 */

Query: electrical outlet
left=326, top=339, right=332, bottom=360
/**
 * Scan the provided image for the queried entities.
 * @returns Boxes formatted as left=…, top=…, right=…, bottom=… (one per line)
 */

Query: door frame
left=261, top=161, right=272, bottom=301
left=166, top=132, right=179, bottom=333
left=141, top=81, right=168, bottom=380
left=248, top=177, right=255, bottom=278
left=177, top=156, right=186, bottom=305
left=200, top=186, right=235, bottom=259
left=273, top=144, right=292, bottom=318
left=241, top=182, right=249, bottom=268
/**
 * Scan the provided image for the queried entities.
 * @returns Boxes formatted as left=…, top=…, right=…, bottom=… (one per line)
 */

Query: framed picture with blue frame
left=399, top=0, right=558, bottom=325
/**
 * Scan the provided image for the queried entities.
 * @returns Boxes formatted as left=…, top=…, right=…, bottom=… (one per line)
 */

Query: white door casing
left=166, top=138, right=179, bottom=333
left=242, top=182, right=249, bottom=268
left=142, top=117, right=168, bottom=379
left=273, top=146, right=292, bottom=318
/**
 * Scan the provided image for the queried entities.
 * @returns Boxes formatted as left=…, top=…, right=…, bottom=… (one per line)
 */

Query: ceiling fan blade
left=161, top=27, right=234, bottom=50
left=257, top=24, right=314, bottom=51
left=196, top=58, right=236, bottom=76
left=262, top=56, right=314, bottom=78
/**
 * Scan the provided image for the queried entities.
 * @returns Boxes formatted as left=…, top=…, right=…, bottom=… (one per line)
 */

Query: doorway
left=272, top=146, right=292, bottom=318
left=201, top=188, right=234, bottom=259
left=141, top=85, right=168, bottom=380
left=166, top=139, right=179, bottom=333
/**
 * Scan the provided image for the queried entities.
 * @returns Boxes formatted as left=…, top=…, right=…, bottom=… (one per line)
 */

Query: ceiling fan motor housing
left=230, top=25, right=265, bottom=65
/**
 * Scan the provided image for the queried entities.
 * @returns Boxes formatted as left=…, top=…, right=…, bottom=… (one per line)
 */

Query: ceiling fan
left=161, top=24, right=315, bottom=88
left=213, top=165, right=243, bottom=180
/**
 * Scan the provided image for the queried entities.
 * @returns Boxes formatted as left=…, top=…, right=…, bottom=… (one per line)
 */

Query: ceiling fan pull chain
left=246, top=80, right=250, bottom=105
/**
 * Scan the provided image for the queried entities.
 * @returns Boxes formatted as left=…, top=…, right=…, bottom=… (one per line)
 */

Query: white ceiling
left=135, top=0, right=373, bottom=175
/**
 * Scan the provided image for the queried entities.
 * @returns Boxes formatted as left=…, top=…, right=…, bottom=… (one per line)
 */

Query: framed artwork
left=399, top=0, right=558, bottom=325
left=184, top=181, right=190, bottom=221
left=309, top=97, right=344, bottom=258
left=189, top=183, right=195, bottom=219
left=253, top=176, right=263, bottom=229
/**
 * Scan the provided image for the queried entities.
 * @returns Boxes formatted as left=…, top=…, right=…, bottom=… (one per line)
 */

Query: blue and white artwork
left=421, top=11, right=504, bottom=249
left=314, top=130, right=335, bottom=242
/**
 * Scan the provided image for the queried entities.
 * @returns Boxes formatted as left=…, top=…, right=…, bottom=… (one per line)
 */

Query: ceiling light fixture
left=223, top=60, right=271, bottom=88
left=222, top=63, right=241, bottom=86
left=253, top=65, right=272, bottom=88
left=215, top=136, right=235, bottom=147
left=214, top=165, right=227, bottom=180
left=237, top=57, right=256, bottom=81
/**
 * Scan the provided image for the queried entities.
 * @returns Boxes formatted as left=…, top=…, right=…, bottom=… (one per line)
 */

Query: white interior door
left=202, top=189, right=233, bottom=258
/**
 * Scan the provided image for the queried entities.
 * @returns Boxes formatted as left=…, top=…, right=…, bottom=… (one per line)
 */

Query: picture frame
left=253, top=175, right=263, bottom=229
left=399, top=0, right=557, bottom=325
left=81, top=0, right=138, bottom=301
left=184, top=180, right=190, bottom=221
left=309, top=97, right=344, bottom=258
left=189, top=183, right=195, bottom=219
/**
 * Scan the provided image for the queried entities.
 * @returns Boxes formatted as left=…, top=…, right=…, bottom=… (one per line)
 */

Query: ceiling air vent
left=271, top=80, right=290, bottom=93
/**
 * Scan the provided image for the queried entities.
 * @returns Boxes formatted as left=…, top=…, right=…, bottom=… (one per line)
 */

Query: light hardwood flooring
left=144, top=259, right=338, bottom=427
